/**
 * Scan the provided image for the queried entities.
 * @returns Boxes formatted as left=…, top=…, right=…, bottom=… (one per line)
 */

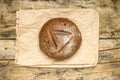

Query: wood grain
left=0, top=28, right=120, bottom=39
left=0, top=40, right=120, bottom=64
left=0, top=40, right=15, bottom=59
left=0, top=27, right=16, bottom=39
left=99, top=39, right=120, bottom=50
left=0, top=0, right=19, bottom=28
left=0, top=0, right=120, bottom=80
left=0, top=60, right=120, bottom=80
left=100, top=31, right=120, bottom=39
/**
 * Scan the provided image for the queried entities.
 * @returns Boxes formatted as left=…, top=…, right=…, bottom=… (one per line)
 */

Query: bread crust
left=39, top=18, right=82, bottom=60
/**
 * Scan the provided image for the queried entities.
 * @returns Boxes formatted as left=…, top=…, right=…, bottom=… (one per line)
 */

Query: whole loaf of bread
left=39, top=18, right=82, bottom=60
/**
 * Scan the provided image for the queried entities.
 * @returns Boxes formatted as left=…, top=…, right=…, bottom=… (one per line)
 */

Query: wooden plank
left=0, top=40, right=15, bottom=59
left=20, top=0, right=93, bottom=9
left=99, top=39, right=120, bottom=63
left=0, top=60, right=120, bottom=80
left=99, top=39, right=120, bottom=51
left=0, top=27, right=16, bottom=39
left=100, top=31, right=120, bottom=39
left=0, top=0, right=19, bottom=28
left=99, top=49, right=120, bottom=63
left=0, top=27, right=120, bottom=39
left=0, top=40, right=120, bottom=63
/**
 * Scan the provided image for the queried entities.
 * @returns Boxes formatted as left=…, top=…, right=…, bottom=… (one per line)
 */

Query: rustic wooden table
left=0, top=0, right=120, bottom=80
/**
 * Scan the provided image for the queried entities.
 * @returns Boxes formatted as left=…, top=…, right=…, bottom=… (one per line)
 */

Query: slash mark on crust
left=47, top=29, right=73, bottom=53
left=47, top=29, right=57, bottom=49
left=54, top=30, right=72, bottom=35
left=57, top=36, right=72, bottom=53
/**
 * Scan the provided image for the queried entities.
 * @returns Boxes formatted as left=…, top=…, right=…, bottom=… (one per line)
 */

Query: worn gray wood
left=0, top=40, right=15, bottom=59
left=0, top=40, right=120, bottom=64
left=0, top=60, right=120, bottom=80
left=99, top=39, right=120, bottom=50
left=0, top=0, right=120, bottom=80
left=0, top=27, right=16, bottom=39
left=0, top=0, right=19, bottom=28
left=0, top=27, right=120, bottom=39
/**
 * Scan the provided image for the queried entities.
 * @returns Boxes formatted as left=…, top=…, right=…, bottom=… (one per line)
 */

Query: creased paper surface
left=15, top=9, right=99, bottom=67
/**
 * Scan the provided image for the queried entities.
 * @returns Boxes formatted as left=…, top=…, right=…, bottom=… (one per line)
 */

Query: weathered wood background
left=0, top=0, right=120, bottom=80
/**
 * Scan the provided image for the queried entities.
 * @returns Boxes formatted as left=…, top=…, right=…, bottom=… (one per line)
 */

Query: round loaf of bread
left=39, top=18, right=82, bottom=60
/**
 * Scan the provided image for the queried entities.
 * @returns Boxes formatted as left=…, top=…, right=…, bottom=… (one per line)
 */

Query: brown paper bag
left=15, top=9, right=99, bottom=67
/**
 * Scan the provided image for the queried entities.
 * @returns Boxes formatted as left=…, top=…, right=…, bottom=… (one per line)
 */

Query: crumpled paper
left=15, top=9, right=99, bottom=67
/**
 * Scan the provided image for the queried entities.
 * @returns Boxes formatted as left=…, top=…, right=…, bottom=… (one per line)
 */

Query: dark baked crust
left=39, top=18, right=82, bottom=60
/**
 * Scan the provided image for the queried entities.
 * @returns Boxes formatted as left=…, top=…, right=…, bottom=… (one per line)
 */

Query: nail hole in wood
left=5, top=47, right=7, bottom=50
